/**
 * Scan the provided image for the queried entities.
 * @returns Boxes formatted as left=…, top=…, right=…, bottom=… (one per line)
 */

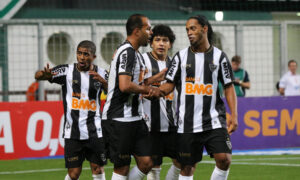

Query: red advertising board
left=0, top=101, right=64, bottom=160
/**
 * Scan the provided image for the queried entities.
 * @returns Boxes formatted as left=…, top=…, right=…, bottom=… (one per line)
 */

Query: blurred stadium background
left=0, top=0, right=300, bottom=101
left=1, top=0, right=300, bottom=179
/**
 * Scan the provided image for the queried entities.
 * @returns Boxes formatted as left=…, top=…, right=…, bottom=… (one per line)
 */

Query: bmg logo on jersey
left=185, top=83, right=213, bottom=96
left=71, top=98, right=96, bottom=111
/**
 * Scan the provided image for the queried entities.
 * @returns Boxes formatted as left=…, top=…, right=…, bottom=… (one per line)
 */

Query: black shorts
left=109, top=119, right=151, bottom=168
left=64, top=138, right=107, bottom=168
left=150, top=131, right=177, bottom=166
left=177, top=128, right=232, bottom=166
left=101, top=120, right=112, bottom=160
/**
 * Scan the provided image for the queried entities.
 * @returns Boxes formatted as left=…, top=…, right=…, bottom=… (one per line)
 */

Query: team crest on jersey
left=209, top=63, right=217, bottom=72
left=94, top=82, right=101, bottom=89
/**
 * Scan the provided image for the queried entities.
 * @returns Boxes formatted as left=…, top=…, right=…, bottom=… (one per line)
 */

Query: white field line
left=1, top=158, right=300, bottom=175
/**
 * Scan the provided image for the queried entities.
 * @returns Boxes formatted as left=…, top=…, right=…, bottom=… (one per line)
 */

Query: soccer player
left=142, top=24, right=181, bottom=180
left=35, top=40, right=108, bottom=180
left=102, top=14, right=161, bottom=180
left=156, top=15, right=238, bottom=180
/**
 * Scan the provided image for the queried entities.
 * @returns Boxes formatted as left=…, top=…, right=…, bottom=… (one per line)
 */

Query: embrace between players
left=35, top=14, right=238, bottom=180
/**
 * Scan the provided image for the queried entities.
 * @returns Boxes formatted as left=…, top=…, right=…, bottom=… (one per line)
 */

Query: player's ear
left=133, top=27, right=141, bottom=37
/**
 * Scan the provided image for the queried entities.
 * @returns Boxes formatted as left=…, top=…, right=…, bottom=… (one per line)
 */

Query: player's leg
left=164, top=132, right=180, bottom=180
left=147, top=131, right=163, bottom=180
left=177, top=133, right=204, bottom=180
left=128, top=120, right=153, bottom=180
left=64, top=139, right=85, bottom=180
left=205, top=128, right=232, bottom=180
left=101, top=120, right=112, bottom=161
left=86, top=138, right=107, bottom=180
left=165, top=159, right=181, bottom=180
left=110, top=120, right=134, bottom=179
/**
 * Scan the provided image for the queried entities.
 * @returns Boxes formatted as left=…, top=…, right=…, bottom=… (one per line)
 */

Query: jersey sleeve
left=118, top=47, right=136, bottom=76
left=244, top=71, right=250, bottom=82
left=218, top=52, right=234, bottom=87
left=279, top=74, right=287, bottom=88
left=165, top=52, right=181, bottom=83
left=97, top=67, right=109, bottom=81
left=49, top=64, right=68, bottom=85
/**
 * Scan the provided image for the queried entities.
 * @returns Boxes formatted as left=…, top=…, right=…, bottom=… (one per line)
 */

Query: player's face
left=139, top=17, right=152, bottom=47
left=231, top=61, right=240, bottom=71
left=288, top=62, right=297, bottom=74
left=151, top=36, right=171, bottom=59
left=76, top=47, right=96, bottom=71
left=186, top=19, right=206, bottom=48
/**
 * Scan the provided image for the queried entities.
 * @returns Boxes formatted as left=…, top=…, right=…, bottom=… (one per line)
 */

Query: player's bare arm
left=119, top=74, right=161, bottom=96
left=89, top=70, right=108, bottom=91
left=159, top=82, right=175, bottom=97
left=224, top=84, right=238, bottom=135
left=144, top=68, right=168, bottom=86
left=35, top=63, right=57, bottom=81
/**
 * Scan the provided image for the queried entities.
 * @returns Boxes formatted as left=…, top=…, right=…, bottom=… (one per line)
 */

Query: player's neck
left=76, top=64, right=93, bottom=72
left=150, top=51, right=167, bottom=61
left=126, top=37, right=139, bottom=50
left=191, top=40, right=211, bottom=53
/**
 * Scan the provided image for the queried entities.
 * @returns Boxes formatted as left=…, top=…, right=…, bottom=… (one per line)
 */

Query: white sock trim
left=112, top=172, right=127, bottom=180
left=179, top=174, right=193, bottom=180
left=92, top=173, right=105, bottom=180
left=214, top=166, right=229, bottom=176
left=64, top=174, right=72, bottom=180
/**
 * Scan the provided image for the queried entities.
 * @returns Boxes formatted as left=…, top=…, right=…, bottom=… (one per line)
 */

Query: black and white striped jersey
left=165, top=46, right=234, bottom=133
left=102, top=41, right=145, bottom=122
left=49, top=63, right=108, bottom=140
left=142, top=52, right=177, bottom=132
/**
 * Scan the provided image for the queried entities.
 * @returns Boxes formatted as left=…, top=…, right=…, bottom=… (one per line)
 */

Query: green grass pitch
left=1, top=155, right=300, bottom=179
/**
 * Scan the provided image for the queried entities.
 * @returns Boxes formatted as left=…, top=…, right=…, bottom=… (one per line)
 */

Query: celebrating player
left=157, top=15, right=238, bottom=180
left=142, top=24, right=181, bottom=180
left=102, top=14, right=161, bottom=180
left=35, top=40, right=108, bottom=180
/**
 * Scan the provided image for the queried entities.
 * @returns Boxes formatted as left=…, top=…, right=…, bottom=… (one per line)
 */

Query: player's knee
left=181, top=165, right=195, bottom=176
left=68, top=168, right=82, bottom=180
left=91, top=165, right=104, bottom=174
left=139, top=158, right=153, bottom=173
left=216, top=157, right=231, bottom=170
left=68, top=172, right=81, bottom=180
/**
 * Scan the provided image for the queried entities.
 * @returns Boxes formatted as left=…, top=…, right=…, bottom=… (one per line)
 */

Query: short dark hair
left=126, top=14, right=147, bottom=36
left=232, top=55, right=242, bottom=64
left=188, top=15, right=214, bottom=45
left=150, top=24, right=176, bottom=45
left=77, top=40, right=96, bottom=55
left=288, top=59, right=297, bottom=66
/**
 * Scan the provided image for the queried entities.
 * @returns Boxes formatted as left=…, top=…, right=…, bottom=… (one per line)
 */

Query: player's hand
left=155, top=68, right=168, bottom=82
left=144, top=86, right=163, bottom=98
left=227, top=115, right=238, bottom=135
left=42, top=63, right=57, bottom=80
left=89, top=70, right=106, bottom=83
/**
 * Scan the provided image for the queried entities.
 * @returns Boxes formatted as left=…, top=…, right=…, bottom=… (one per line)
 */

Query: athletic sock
left=210, top=166, right=229, bottom=180
left=166, top=165, right=180, bottom=180
left=179, top=174, right=193, bottom=180
left=128, top=165, right=146, bottom=180
left=92, top=173, right=106, bottom=180
left=111, top=172, right=127, bottom=180
left=147, top=167, right=161, bottom=180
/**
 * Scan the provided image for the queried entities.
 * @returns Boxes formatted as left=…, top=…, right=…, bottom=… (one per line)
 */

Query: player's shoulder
left=116, top=42, right=135, bottom=55
left=52, top=64, right=69, bottom=73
